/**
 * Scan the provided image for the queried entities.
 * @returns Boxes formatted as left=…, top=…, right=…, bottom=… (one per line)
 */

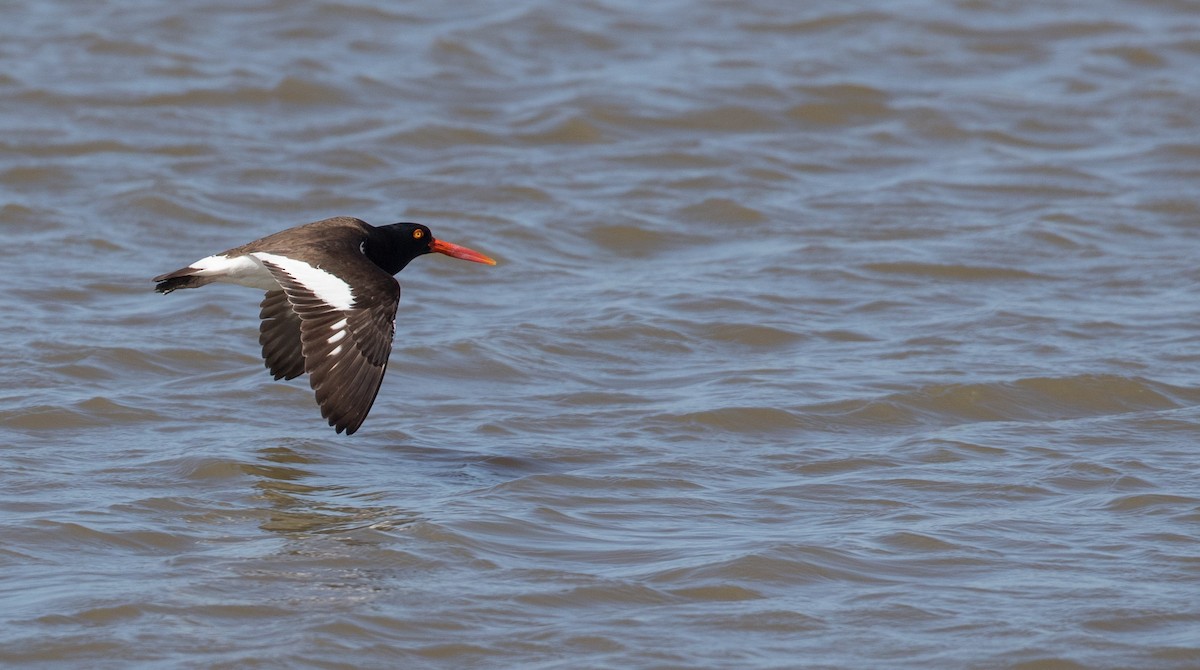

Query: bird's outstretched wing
left=258, top=289, right=306, bottom=380
left=256, top=257, right=399, bottom=434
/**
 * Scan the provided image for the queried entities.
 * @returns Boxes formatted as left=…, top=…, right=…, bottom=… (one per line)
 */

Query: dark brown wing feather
left=258, top=289, right=306, bottom=380
left=257, top=260, right=399, bottom=435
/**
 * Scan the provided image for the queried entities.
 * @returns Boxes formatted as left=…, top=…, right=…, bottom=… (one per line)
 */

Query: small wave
left=805, top=375, right=1197, bottom=429
left=863, top=261, right=1049, bottom=281
left=677, top=197, right=766, bottom=224
left=1, top=398, right=164, bottom=431
left=647, top=545, right=895, bottom=586
left=28, top=520, right=193, bottom=554
left=786, top=84, right=892, bottom=126
left=382, top=124, right=505, bottom=148
left=654, top=406, right=805, bottom=434
left=585, top=222, right=694, bottom=257
left=516, top=116, right=605, bottom=145
left=106, top=189, right=228, bottom=226
left=138, top=77, right=350, bottom=107
left=592, top=105, right=780, bottom=134
left=1104, top=493, right=1199, bottom=513
left=742, top=11, right=893, bottom=35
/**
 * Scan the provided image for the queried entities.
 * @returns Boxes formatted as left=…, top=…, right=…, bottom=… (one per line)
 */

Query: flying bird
left=153, top=216, right=496, bottom=434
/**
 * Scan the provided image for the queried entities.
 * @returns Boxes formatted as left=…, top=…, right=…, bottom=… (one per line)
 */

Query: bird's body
left=153, top=216, right=496, bottom=434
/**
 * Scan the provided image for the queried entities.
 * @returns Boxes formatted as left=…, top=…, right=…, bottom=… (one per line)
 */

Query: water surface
left=3, top=1, right=1200, bottom=668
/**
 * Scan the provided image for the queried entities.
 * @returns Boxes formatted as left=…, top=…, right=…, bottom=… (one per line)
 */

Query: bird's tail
left=153, top=268, right=215, bottom=294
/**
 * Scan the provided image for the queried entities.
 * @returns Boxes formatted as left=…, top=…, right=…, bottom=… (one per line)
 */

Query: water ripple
left=3, top=0, right=1200, bottom=667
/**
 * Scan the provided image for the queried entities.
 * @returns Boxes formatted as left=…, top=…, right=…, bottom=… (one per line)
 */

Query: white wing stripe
left=252, top=252, right=355, bottom=311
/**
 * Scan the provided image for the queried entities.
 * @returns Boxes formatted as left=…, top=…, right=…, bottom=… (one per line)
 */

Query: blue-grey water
left=3, top=1, right=1200, bottom=668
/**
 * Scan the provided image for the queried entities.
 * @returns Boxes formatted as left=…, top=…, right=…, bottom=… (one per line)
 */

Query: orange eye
left=413, top=229, right=424, bottom=239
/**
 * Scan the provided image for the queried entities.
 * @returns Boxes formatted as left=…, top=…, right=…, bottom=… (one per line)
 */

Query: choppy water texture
left=3, top=1, right=1200, bottom=668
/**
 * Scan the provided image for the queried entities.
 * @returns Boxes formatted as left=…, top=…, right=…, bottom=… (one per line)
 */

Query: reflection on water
left=249, top=446, right=421, bottom=535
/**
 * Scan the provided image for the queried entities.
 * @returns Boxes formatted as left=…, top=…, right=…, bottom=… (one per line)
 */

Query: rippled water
left=4, top=1, right=1200, bottom=667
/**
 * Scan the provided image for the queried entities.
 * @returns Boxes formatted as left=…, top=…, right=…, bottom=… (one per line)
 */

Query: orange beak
left=430, top=239, right=497, bottom=266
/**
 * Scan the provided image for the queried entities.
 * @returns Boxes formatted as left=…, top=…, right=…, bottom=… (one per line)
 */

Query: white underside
left=188, top=253, right=355, bottom=311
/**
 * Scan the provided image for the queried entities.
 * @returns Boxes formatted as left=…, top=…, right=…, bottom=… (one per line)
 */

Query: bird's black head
left=369, top=222, right=496, bottom=275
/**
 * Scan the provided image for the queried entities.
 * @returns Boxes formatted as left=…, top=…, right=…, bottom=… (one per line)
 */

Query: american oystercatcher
left=153, top=216, right=496, bottom=434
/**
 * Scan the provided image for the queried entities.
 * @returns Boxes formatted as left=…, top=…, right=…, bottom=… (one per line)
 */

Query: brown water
left=3, top=1, right=1200, bottom=668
